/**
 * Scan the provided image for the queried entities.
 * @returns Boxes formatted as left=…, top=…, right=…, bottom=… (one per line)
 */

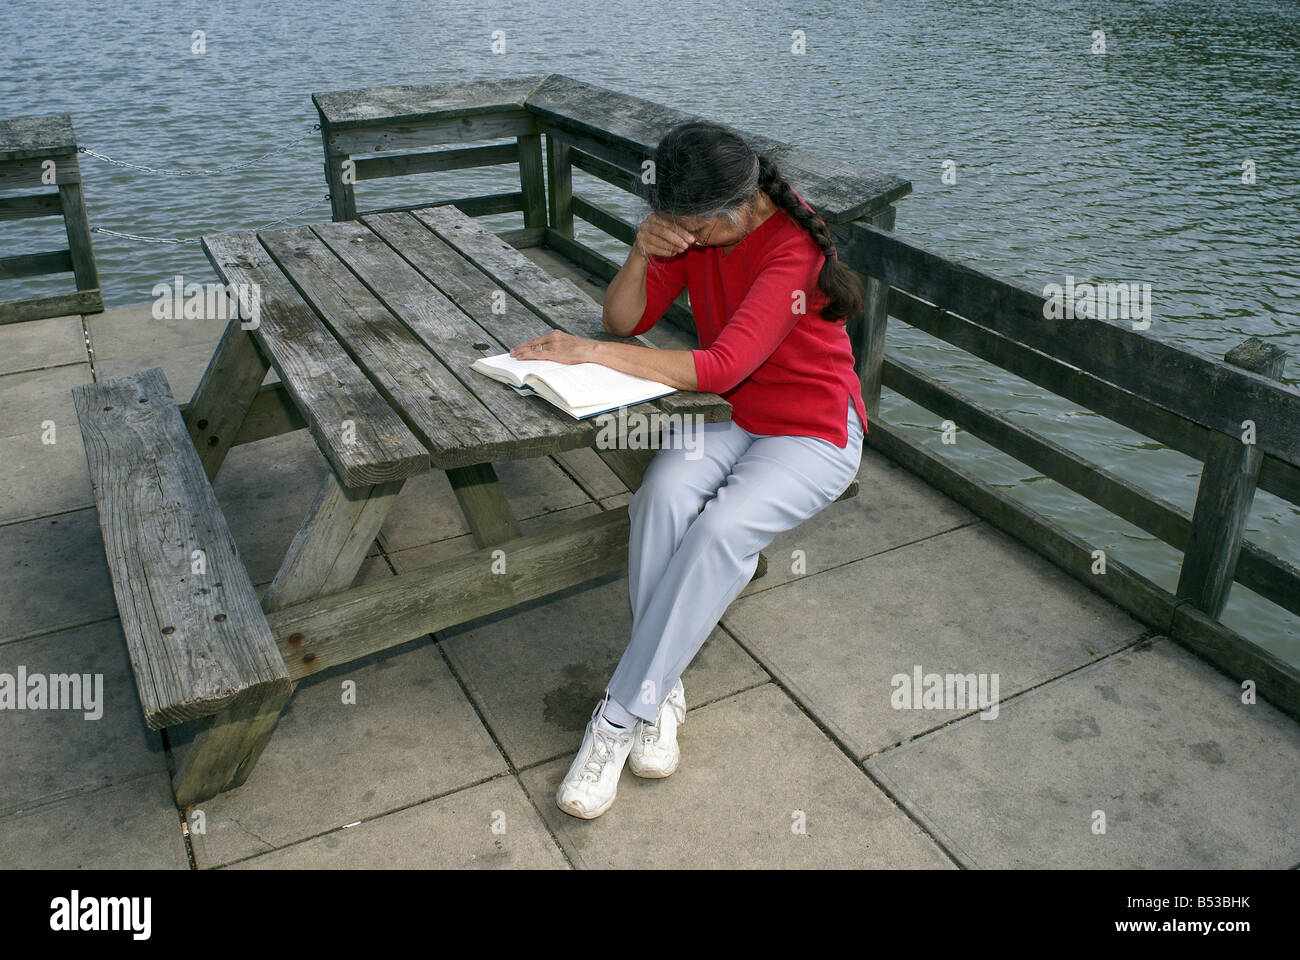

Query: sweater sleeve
left=628, top=252, right=688, bottom=337
left=691, top=246, right=812, bottom=394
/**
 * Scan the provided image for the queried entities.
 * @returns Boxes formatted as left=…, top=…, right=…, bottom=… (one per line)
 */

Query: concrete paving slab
left=0, top=619, right=166, bottom=817
left=0, top=428, right=94, bottom=523
left=439, top=571, right=769, bottom=769
left=0, top=364, right=91, bottom=439
left=95, top=350, right=213, bottom=406
left=377, top=455, right=593, bottom=554
left=0, top=772, right=187, bottom=869
left=723, top=522, right=1145, bottom=759
left=518, top=683, right=956, bottom=868
left=866, top=637, right=1300, bottom=868
left=184, top=639, right=506, bottom=868
left=0, top=510, right=116, bottom=644
left=211, top=431, right=331, bottom=587
left=86, top=302, right=225, bottom=363
left=227, top=775, right=567, bottom=869
left=0, top=315, right=86, bottom=375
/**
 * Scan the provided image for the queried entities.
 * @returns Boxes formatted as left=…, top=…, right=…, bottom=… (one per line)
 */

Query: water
left=2, top=0, right=1297, bottom=662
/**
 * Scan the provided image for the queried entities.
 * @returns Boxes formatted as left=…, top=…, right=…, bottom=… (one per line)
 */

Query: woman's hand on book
left=508, top=330, right=597, bottom=364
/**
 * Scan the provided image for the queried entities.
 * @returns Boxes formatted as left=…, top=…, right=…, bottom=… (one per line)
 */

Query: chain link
left=91, top=193, right=332, bottom=244
left=77, top=124, right=322, bottom=177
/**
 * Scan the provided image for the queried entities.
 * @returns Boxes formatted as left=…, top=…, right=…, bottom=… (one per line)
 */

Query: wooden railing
left=311, top=74, right=1300, bottom=721
left=0, top=114, right=103, bottom=323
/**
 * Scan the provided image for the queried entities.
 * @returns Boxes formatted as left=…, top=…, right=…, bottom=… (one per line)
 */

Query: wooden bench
left=72, top=367, right=292, bottom=807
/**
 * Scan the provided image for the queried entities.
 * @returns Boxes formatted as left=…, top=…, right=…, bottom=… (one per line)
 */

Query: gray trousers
left=605, top=397, right=865, bottom=723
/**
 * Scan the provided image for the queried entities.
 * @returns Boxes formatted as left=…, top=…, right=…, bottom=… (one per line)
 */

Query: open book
left=470, top=352, right=676, bottom=419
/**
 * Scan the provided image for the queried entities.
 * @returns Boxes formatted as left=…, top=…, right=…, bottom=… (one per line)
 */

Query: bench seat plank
left=72, top=367, right=291, bottom=730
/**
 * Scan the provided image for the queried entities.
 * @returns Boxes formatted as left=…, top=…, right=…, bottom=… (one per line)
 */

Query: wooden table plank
left=309, top=217, right=580, bottom=460
left=359, top=211, right=638, bottom=452
left=201, top=232, right=429, bottom=487
left=411, top=205, right=733, bottom=424
left=259, top=223, right=524, bottom=467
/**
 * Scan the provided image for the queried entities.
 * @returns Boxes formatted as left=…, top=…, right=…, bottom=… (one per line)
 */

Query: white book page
left=472, top=353, right=673, bottom=408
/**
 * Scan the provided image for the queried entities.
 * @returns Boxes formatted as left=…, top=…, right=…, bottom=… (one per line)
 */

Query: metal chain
left=91, top=193, right=332, bottom=244
left=77, top=124, right=322, bottom=176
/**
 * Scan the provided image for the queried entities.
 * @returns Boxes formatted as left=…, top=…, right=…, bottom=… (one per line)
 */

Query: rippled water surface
left=2, top=0, right=1297, bottom=660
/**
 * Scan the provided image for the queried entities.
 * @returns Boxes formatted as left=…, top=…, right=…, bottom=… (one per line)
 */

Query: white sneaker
left=628, top=678, right=686, bottom=779
left=554, top=694, right=636, bottom=820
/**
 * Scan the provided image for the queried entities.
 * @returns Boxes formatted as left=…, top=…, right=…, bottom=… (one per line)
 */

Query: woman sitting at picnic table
left=508, top=121, right=868, bottom=820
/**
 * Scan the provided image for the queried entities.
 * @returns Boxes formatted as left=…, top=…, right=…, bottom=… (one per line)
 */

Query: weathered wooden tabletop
left=200, top=204, right=731, bottom=488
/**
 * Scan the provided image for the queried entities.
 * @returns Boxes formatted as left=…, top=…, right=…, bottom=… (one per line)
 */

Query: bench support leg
left=185, top=317, right=271, bottom=481
left=171, top=682, right=294, bottom=807
left=446, top=463, right=522, bottom=548
left=264, top=472, right=406, bottom=613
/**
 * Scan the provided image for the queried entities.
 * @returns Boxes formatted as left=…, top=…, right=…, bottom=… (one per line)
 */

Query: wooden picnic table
left=78, top=204, right=735, bottom=806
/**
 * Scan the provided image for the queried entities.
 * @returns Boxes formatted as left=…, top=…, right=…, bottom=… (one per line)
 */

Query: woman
left=508, top=120, right=868, bottom=819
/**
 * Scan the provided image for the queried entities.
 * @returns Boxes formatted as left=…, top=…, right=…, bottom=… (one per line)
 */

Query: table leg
left=185, top=315, right=271, bottom=481
left=263, top=472, right=406, bottom=613
left=445, top=462, right=522, bottom=548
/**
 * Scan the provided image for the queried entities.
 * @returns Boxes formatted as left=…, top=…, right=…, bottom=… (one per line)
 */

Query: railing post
left=1176, top=336, right=1287, bottom=617
left=516, top=132, right=547, bottom=230
left=848, top=204, right=897, bottom=419
left=316, top=113, right=356, bottom=222
left=545, top=132, right=574, bottom=237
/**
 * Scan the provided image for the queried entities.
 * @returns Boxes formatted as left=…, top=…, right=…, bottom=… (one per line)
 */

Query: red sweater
left=630, top=206, right=869, bottom=448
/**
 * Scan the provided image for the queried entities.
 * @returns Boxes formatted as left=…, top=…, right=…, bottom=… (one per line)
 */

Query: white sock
left=600, top=694, right=640, bottom=729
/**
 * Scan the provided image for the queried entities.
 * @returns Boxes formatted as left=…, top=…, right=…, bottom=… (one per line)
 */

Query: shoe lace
left=580, top=726, right=625, bottom=782
left=641, top=720, right=660, bottom=744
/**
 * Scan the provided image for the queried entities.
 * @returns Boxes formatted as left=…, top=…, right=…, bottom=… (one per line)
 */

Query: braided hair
left=647, top=120, right=865, bottom=323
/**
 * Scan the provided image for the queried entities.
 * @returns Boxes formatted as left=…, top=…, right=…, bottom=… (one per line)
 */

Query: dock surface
left=1, top=244, right=1297, bottom=870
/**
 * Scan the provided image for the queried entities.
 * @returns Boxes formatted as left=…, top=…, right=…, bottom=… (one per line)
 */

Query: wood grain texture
left=262, top=221, right=522, bottom=467
left=313, top=75, right=548, bottom=130
left=267, top=506, right=632, bottom=679
left=1177, top=339, right=1287, bottom=617
left=200, top=231, right=429, bottom=487
left=446, top=463, right=523, bottom=548
left=0, top=114, right=77, bottom=161
left=184, top=316, right=270, bottom=480
left=414, top=205, right=732, bottom=424
left=263, top=473, right=405, bottom=613
left=71, top=367, right=291, bottom=731
left=360, top=210, right=603, bottom=456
